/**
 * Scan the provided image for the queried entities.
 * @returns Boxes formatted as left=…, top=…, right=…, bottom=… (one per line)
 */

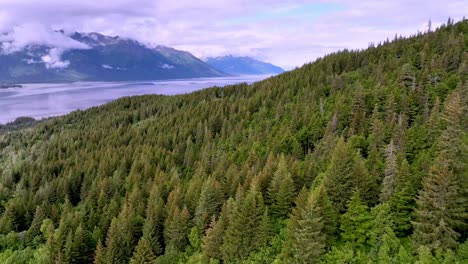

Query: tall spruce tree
left=412, top=153, right=466, bottom=251
left=129, top=238, right=158, bottom=264
left=340, top=191, right=372, bottom=248
left=268, top=155, right=295, bottom=219
left=323, top=138, right=357, bottom=213
left=380, top=140, right=398, bottom=202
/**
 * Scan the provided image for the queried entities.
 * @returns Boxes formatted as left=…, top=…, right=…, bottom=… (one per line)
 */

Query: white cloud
left=0, top=23, right=88, bottom=53
left=41, top=48, right=70, bottom=69
left=0, top=0, right=466, bottom=69
left=161, top=64, right=175, bottom=69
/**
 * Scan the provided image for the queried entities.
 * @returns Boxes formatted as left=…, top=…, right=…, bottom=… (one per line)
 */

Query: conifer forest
left=0, top=19, right=467, bottom=263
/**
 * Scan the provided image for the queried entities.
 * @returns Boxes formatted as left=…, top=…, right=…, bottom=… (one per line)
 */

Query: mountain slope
left=0, top=20, right=467, bottom=263
left=206, top=55, right=285, bottom=75
left=0, top=32, right=225, bottom=83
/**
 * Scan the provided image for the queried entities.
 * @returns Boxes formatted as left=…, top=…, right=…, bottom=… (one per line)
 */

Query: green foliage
left=412, top=153, right=466, bottom=251
left=0, top=19, right=467, bottom=263
left=129, top=238, right=158, bottom=264
left=268, top=155, right=295, bottom=219
left=339, top=191, right=372, bottom=248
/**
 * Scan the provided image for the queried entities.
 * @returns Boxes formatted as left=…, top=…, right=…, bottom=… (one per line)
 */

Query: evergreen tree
left=415, top=246, right=437, bottom=264
left=129, top=238, right=158, bottom=264
left=289, top=194, right=326, bottom=264
left=340, top=191, right=371, bottom=248
left=221, top=186, right=264, bottom=262
left=142, top=196, right=165, bottom=256
left=380, top=140, right=398, bottom=202
left=93, top=240, right=105, bottom=264
left=194, top=177, right=223, bottom=230
left=390, top=186, right=416, bottom=237
left=413, top=153, right=466, bottom=251
left=257, top=207, right=273, bottom=248
left=163, top=206, right=191, bottom=252
left=323, top=138, right=358, bottom=213
left=268, top=155, right=295, bottom=219
left=311, top=184, right=338, bottom=246
left=72, top=223, right=94, bottom=264
left=202, top=202, right=230, bottom=260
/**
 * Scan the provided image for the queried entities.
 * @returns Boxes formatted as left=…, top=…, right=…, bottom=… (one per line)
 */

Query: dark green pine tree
left=367, top=203, right=401, bottom=261
left=368, top=203, right=394, bottom=247
left=281, top=185, right=335, bottom=264
left=390, top=186, right=416, bottom=237
left=221, top=185, right=264, bottom=262
left=282, top=186, right=310, bottom=259
left=412, top=153, right=467, bottom=251
left=323, top=138, right=359, bottom=213
left=257, top=207, right=273, bottom=248
left=64, top=231, right=78, bottom=264
left=72, top=223, right=94, bottom=264
left=380, top=140, right=398, bottom=203
left=268, top=155, right=295, bottom=219
left=438, top=90, right=467, bottom=172
left=129, top=238, right=158, bottom=264
left=26, top=204, right=48, bottom=243
left=202, top=201, right=230, bottom=260
left=339, top=190, right=372, bottom=248
left=163, top=206, right=191, bottom=252
left=105, top=202, right=140, bottom=264
left=288, top=193, right=327, bottom=264
left=311, top=184, right=338, bottom=246
left=390, top=159, right=417, bottom=237
left=142, top=196, right=165, bottom=256
left=194, top=177, right=223, bottom=230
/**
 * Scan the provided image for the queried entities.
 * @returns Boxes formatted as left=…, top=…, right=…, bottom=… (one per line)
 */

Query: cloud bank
left=0, top=0, right=466, bottom=69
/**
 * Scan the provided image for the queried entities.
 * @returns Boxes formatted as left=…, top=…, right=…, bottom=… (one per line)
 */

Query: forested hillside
left=0, top=19, right=467, bottom=264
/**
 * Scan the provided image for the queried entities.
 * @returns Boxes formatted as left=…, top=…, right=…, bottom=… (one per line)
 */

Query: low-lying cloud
left=0, top=24, right=88, bottom=53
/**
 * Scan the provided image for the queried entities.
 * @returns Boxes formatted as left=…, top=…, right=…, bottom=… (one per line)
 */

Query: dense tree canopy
left=0, top=19, right=467, bottom=263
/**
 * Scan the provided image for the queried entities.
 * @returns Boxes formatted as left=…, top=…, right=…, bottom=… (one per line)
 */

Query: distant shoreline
left=0, top=84, right=23, bottom=89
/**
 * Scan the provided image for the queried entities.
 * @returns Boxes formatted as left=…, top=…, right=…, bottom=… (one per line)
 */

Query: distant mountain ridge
left=205, top=55, right=284, bottom=75
left=0, top=32, right=225, bottom=83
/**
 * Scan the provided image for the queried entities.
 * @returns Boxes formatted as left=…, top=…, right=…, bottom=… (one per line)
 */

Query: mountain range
left=0, top=32, right=284, bottom=83
left=205, top=55, right=285, bottom=75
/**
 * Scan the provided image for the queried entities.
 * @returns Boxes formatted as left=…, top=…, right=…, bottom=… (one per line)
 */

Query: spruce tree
left=194, top=177, right=223, bottom=230
left=93, top=240, right=105, bottom=264
left=413, top=154, right=466, bottom=251
left=281, top=183, right=339, bottom=262
left=163, top=206, right=191, bottom=252
left=142, top=197, right=164, bottom=256
left=268, top=155, right=295, bottom=219
left=340, top=191, right=371, bottom=248
left=221, top=186, right=264, bottom=262
left=380, top=140, right=398, bottom=202
left=202, top=202, right=230, bottom=260
left=323, top=138, right=358, bottom=213
left=292, top=203, right=326, bottom=264
left=129, top=238, right=158, bottom=264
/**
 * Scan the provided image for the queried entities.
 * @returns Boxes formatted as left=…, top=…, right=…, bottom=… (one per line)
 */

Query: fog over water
left=0, top=75, right=269, bottom=124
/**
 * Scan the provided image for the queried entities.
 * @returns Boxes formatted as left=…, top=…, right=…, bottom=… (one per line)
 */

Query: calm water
left=0, top=75, right=269, bottom=124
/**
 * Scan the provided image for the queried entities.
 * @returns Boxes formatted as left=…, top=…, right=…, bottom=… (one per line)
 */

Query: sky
left=0, top=0, right=466, bottom=69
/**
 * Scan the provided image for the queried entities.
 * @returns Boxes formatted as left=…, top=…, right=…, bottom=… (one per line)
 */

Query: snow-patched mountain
left=0, top=32, right=225, bottom=83
left=205, top=55, right=284, bottom=75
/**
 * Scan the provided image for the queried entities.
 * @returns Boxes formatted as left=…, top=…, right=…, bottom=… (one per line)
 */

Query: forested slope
left=0, top=19, right=467, bottom=263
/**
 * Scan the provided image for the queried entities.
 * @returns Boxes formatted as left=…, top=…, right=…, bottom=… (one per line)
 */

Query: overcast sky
left=0, top=0, right=466, bottom=69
